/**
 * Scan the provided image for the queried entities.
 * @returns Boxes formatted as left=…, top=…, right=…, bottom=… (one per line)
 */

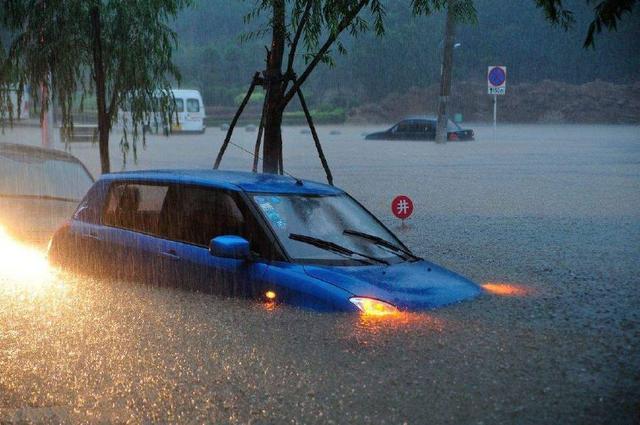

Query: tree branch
left=286, top=0, right=314, bottom=75
left=283, top=0, right=368, bottom=107
left=106, top=64, right=124, bottom=123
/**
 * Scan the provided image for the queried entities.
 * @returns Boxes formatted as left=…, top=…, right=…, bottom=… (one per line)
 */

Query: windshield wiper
left=343, top=229, right=421, bottom=261
left=289, top=233, right=389, bottom=265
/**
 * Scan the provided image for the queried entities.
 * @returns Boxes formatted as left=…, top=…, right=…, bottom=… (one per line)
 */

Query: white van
left=118, top=89, right=206, bottom=134
left=169, top=89, right=206, bottom=133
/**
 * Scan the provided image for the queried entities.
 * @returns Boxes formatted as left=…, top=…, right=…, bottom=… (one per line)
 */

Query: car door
left=392, top=121, right=411, bottom=140
left=157, top=185, right=270, bottom=296
left=70, top=218, right=110, bottom=275
left=425, top=121, right=436, bottom=140
left=100, top=181, right=175, bottom=285
left=171, top=97, right=185, bottom=132
left=409, top=120, right=425, bottom=140
left=68, top=182, right=117, bottom=276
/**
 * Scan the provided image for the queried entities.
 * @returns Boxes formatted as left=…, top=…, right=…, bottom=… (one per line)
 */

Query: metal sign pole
left=487, top=66, right=506, bottom=143
left=493, top=94, right=497, bottom=143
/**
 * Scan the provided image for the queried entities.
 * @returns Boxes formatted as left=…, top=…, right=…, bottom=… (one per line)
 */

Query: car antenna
left=224, top=140, right=304, bottom=185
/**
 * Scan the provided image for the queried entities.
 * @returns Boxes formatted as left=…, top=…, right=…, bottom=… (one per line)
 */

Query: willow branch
left=282, top=0, right=368, bottom=107
left=286, top=0, right=314, bottom=74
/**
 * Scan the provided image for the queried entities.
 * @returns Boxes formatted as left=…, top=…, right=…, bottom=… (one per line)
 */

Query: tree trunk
left=436, top=0, right=457, bottom=144
left=90, top=5, right=110, bottom=174
left=262, top=0, right=286, bottom=174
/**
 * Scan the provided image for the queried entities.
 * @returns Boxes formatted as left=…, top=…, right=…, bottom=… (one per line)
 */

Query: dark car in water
left=365, top=115, right=474, bottom=141
left=48, top=169, right=482, bottom=314
left=0, top=143, right=94, bottom=243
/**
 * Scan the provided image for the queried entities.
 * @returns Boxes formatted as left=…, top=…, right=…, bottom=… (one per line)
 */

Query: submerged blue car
left=48, top=170, right=481, bottom=314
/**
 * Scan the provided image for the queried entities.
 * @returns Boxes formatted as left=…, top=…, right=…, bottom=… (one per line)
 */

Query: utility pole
left=435, top=0, right=457, bottom=144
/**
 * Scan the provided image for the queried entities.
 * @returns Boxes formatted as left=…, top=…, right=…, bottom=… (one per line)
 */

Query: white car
left=0, top=143, right=94, bottom=243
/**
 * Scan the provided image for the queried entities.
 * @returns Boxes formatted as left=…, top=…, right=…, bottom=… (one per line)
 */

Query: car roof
left=171, top=89, right=202, bottom=98
left=100, top=169, right=343, bottom=195
left=402, top=115, right=437, bottom=121
left=0, top=142, right=84, bottom=163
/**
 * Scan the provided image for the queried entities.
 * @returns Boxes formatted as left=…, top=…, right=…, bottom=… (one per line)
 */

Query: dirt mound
left=349, top=80, right=640, bottom=124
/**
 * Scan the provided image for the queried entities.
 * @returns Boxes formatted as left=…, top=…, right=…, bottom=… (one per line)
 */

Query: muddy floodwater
left=0, top=124, right=639, bottom=424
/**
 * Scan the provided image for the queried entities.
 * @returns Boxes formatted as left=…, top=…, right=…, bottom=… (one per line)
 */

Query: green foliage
left=283, top=107, right=346, bottom=124
left=0, top=0, right=189, bottom=167
left=234, top=90, right=265, bottom=106
left=173, top=0, right=638, bottom=112
left=535, top=0, right=638, bottom=47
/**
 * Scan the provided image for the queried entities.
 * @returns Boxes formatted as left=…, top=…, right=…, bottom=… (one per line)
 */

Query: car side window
left=159, top=185, right=273, bottom=258
left=174, top=98, right=184, bottom=113
left=411, top=121, right=426, bottom=132
left=186, top=99, right=200, bottom=113
left=103, top=182, right=169, bottom=235
left=396, top=121, right=412, bottom=132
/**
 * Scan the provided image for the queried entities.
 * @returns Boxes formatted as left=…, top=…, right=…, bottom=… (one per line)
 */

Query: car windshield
left=0, top=152, right=93, bottom=201
left=251, top=193, right=407, bottom=265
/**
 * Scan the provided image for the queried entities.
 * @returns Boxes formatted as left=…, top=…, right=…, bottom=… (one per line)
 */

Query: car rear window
left=0, top=153, right=93, bottom=201
left=103, top=183, right=169, bottom=235
left=186, top=99, right=200, bottom=113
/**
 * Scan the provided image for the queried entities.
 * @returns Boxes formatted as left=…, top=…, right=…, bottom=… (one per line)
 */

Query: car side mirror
left=209, top=235, right=250, bottom=260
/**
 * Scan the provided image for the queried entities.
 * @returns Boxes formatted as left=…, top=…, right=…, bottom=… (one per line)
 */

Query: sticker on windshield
left=257, top=200, right=287, bottom=229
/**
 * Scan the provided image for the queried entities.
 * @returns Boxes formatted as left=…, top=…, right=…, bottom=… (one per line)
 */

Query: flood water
left=0, top=124, right=639, bottom=423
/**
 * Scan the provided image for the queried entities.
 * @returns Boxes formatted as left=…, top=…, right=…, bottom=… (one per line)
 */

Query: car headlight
left=349, top=297, right=399, bottom=316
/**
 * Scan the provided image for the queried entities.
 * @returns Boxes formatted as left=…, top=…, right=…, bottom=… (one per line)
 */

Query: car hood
left=304, top=260, right=482, bottom=310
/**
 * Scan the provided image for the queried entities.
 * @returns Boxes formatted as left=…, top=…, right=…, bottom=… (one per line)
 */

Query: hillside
left=349, top=80, right=640, bottom=124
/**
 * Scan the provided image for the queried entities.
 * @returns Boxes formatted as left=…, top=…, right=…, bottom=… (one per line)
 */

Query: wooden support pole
left=213, top=72, right=260, bottom=169
left=296, top=87, right=333, bottom=186
left=252, top=89, right=269, bottom=172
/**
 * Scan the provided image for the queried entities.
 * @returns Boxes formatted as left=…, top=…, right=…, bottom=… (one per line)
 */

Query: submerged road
left=0, top=124, right=638, bottom=424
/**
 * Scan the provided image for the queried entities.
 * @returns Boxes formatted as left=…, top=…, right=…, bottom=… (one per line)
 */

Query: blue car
left=48, top=170, right=481, bottom=314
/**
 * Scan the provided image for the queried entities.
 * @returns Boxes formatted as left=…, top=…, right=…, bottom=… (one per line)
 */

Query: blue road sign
left=488, top=66, right=507, bottom=95
left=488, top=67, right=506, bottom=87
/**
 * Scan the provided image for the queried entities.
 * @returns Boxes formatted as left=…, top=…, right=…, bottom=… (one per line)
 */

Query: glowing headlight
left=349, top=297, right=399, bottom=316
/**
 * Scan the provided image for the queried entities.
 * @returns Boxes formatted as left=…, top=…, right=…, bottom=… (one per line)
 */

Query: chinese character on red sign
left=391, top=195, right=414, bottom=220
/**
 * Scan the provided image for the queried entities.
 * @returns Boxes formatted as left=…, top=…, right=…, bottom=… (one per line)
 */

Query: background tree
left=214, top=0, right=476, bottom=176
left=0, top=0, right=190, bottom=174
left=536, top=0, right=637, bottom=47
left=173, top=0, right=638, bottom=110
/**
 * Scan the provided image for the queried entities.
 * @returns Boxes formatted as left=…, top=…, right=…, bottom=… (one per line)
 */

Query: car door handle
left=161, top=250, right=181, bottom=261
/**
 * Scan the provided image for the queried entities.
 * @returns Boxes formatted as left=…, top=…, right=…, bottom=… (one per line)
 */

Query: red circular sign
left=391, top=195, right=414, bottom=220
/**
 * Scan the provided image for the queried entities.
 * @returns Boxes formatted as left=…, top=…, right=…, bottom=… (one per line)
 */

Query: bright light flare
left=0, top=225, right=55, bottom=295
left=350, top=297, right=400, bottom=317
left=482, top=282, right=530, bottom=297
left=265, top=290, right=277, bottom=300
